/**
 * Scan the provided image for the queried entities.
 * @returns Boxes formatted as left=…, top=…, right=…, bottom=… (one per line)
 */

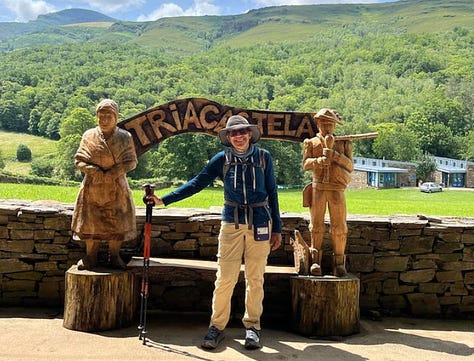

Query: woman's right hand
left=147, top=194, right=164, bottom=206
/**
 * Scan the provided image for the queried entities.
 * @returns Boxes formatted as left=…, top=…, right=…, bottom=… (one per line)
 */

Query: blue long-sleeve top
left=161, top=145, right=282, bottom=233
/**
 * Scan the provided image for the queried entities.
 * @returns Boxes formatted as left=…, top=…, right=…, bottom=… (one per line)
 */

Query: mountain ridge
left=0, top=0, right=473, bottom=55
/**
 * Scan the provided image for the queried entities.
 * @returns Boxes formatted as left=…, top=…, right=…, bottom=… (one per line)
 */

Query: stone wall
left=1, top=200, right=473, bottom=318
left=466, top=164, right=474, bottom=188
left=348, top=170, right=367, bottom=189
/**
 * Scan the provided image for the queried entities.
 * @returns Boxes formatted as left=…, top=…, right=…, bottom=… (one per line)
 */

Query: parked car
left=419, top=182, right=443, bottom=193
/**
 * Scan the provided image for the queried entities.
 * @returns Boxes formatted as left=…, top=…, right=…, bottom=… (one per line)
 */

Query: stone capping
left=1, top=200, right=474, bottom=318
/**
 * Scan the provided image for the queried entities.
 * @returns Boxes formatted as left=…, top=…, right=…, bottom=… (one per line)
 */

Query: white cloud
left=75, top=0, right=145, bottom=14
left=137, top=0, right=220, bottom=21
left=3, top=0, right=56, bottom=22
left=253, top=0, right=382, bottom=6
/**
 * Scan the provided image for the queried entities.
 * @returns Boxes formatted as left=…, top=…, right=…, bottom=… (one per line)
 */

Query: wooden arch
left=117, top=98, right=317, bottom=157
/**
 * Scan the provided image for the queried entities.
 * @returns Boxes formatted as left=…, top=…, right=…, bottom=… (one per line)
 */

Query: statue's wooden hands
left=314, top=156, right=329, bottom=166
left=313, top=148, right=335, bottom=167
left=323, top=148, right=335, bottom=160
left=104, top=165, right=124, bottom=180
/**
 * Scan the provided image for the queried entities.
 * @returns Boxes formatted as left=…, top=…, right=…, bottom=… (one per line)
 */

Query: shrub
left=0, top=150, right=5, bottom=169
left=31, top=155, right=55, bottom=178
left=16, top=144, right=32, bottom=162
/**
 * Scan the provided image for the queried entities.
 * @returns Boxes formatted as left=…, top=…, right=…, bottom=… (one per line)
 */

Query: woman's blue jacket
left=161, top=145, right=282, bottom=233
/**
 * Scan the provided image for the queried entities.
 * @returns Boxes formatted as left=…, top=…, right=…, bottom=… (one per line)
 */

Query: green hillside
left=1, top=0, right=474, bottom=54
left=0, top=131, right=56, bottom=175
left=0, top=0, right=473, bottom=185
left=132, top=0, right=474, bottom=53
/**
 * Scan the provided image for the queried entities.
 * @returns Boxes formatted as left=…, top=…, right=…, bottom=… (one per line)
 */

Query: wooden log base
left=63, top=265, right=136, bottom=332
left=291, top=274, right=360, bottom=337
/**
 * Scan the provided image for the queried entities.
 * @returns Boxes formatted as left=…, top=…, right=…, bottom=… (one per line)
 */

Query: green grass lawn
left=0, top=183, right=473, bottom=218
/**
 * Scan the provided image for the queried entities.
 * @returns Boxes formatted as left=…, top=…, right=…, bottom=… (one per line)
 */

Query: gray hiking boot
left=201, top=325, right=225, bottom=350
left=244, top=327, right=261, bottom=349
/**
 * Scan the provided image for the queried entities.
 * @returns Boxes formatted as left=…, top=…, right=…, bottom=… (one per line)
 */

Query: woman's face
left=227, top=128, right=252, bottom=153
left=97, top=108, right=117, bottom=134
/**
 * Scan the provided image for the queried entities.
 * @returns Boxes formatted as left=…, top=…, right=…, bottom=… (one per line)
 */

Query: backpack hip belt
left=224, top=200, right=268, bottom=230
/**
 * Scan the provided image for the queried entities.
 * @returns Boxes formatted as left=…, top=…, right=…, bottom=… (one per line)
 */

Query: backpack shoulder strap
left=259, top=148, right=266, bottom=173
left=222, top=149, right=233, bottom=179
left=223, top=148, right=266, bottom=179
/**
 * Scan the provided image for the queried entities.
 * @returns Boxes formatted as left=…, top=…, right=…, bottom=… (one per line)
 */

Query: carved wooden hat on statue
left=314, top=108, right=343, bottom=125
left=96, top=98, right=119, bottom=118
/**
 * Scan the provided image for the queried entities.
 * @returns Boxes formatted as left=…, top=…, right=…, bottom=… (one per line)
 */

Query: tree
left=53, top=134, right=83, bottom=180
left=16, top=144, right=32, bottom=162
left=59, top=108, right=95, bottom=139
left=372, top=123, right=420, bottom=162
left=259, top=140, right=304, bottom=186
left=151, top=134, right=221, bottom=181
left=416, top=153, right=437, bottom=184
left=405, top=112, right=459, bottom=158
left=54, top=107, right=96, bottom=180
left=31, top=155, right=55, bottom=177
left=459, top=130, right=474, bottom=161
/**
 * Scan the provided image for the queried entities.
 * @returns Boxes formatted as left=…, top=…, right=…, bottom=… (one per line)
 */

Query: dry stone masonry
left=0, top=200, right=473, bottom=318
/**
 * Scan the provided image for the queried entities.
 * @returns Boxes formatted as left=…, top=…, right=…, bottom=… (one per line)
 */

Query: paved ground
left=0, top=308, right=473, bottom=361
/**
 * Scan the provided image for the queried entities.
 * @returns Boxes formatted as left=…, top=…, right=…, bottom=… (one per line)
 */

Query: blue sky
left=0, top=0, right=398, bottom=23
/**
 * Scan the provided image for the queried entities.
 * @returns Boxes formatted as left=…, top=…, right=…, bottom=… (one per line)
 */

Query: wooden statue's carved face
left=97, top=109, right=117, bottom=135
left=317, top=119, right=335, bottom=136
left=227, top=128, right=252, bottom=153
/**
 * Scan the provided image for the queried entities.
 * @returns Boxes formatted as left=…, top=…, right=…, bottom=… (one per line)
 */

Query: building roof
left=433, top=156, right=468, bottom=174
left=436, top=166, right=466, bottom=174
left=354, top=165, right=408, bottom=173
left=353, top=157, right=409, bottom=173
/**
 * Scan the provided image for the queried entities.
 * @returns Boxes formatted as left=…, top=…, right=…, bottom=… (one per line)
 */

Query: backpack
left=222, top=148, right=266, bottom=179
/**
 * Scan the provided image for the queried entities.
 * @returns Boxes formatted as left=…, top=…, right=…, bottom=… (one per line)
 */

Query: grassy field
left=0, top=131, right=57, bottom=175
left=0, top=183, right=473, bottom=218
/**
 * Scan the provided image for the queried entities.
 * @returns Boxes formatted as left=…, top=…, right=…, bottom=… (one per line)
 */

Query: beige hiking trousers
left=210, top=222, right=271, bottom=330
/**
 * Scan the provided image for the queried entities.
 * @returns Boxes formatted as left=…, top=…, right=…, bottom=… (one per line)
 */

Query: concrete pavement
left=0, top=307, right=473, bottom=361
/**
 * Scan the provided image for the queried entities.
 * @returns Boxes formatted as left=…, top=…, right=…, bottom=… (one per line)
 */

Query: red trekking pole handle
left=142, top=184, right=155, bottom=259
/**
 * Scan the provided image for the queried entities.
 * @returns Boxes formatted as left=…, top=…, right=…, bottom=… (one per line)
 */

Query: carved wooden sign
left=117, top=98, right=317, bottom=156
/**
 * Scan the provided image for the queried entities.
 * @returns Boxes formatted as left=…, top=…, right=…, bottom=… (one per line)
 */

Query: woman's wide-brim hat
left=218, top=115, right=261, bottom=147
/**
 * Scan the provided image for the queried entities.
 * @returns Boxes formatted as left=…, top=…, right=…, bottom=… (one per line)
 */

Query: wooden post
left=63, top=265, right=137, bottom=332
left=291, top=274, right=360, bottom=337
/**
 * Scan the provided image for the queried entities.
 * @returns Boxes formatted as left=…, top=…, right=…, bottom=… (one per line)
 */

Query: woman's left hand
left=270, top=233, right=282, bottom=251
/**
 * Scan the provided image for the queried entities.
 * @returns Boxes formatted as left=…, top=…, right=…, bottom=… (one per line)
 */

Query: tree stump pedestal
left=63, top=265, right=137, bottom=332
left=291, top=274, right=360, bottom=337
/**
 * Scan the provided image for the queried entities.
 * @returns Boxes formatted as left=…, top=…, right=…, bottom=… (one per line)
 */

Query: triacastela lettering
left=118, top=98, right=317, bottom=156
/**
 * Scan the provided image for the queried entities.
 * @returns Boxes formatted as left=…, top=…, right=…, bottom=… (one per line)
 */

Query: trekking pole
left=138, top=183, right=155, bottom=345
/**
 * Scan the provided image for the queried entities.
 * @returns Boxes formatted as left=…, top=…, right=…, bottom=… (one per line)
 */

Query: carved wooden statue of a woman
left=71, top=99, right=137, bottom=270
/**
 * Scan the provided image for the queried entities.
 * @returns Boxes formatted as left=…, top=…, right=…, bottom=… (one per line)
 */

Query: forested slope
left=0, top=0, right=473, bottom=185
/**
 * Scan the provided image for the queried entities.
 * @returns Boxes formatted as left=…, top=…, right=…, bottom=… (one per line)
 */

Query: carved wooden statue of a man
left=302, top=108, right=353, bottom=277
left=71, top=99, right=138, bottom=270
